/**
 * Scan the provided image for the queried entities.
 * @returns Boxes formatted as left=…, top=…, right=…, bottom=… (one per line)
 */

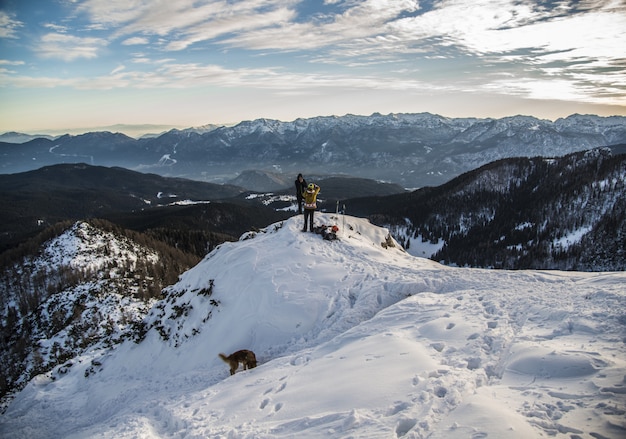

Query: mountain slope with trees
left=346, top=147, right=626, bottom=270
left=0, top=220, right=200, bottom=409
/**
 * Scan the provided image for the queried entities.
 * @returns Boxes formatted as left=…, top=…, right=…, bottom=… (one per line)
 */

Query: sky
left=1, top=0, right=625, bottom=136
left=1, top=214, right=625, bottom=437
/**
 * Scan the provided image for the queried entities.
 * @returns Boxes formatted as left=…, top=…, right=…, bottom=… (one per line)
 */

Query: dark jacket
left=295, top=175, right=307, bottom=200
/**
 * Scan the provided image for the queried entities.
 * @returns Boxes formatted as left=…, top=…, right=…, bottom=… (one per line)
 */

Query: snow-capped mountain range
left=1, top=214, right=624, bottom=438
left=2, top=113, right=625, bottom=188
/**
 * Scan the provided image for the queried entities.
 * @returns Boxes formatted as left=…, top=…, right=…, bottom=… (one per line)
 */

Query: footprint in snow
left=434, top=386, right=448, bottom=398
left=431, top=342, right=445, bottom=352
left=395, top=418, right=417, bottom=437
left=386, top=401, right=410, bottom=416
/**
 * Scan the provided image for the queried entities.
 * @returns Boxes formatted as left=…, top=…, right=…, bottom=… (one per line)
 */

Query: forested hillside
left=348, top=148, right=626, bottom=270
left=0, top=220, right=201, bottom=408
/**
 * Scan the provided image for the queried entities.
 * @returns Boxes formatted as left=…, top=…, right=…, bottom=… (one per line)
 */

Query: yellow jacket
left=302, top=185, right=320, bottom=210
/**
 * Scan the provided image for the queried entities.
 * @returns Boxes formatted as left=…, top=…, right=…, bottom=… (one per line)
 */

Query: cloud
left=0, top=72, right=78, bottom=88
left=0, top=10, right=23, bottom=38
left=43, top=23, right=69, bottom=33
left=75, top=0, right=412, bottom=52
left=0, top=59, right=25, bottom=66
left=71, top=0, right=625, bottom=71
left=163, top=6, right=297, bottom=51
left=78, top=0, right=300, bottom=43
left=122, top=36, right=149, bottom=45
left=0, top=56, right=435, bottom=94
left=110, top=65, right=125, bottom=75
left=131, top=55, right=151, bottom=64
left=3, top=0, right=624, bottom=109
left=36, top=33, right=108, bottom=61
left=220, top=0, right=421, bottom=52
left=77, top=0, right=148, bottom=28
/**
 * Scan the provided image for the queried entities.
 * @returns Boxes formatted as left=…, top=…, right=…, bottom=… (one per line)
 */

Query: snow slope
left=1, top=213, right=625, bottom=438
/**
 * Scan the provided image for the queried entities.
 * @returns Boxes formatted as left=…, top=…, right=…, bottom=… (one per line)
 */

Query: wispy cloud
left=0, top=59, right=25, bottom=66
left=122, top=36, right=149, bottom=46
left=0, top=10, right=23, bottom=38
left=110, top=65, right=125, bottom=75
left=0, top=57, right=437, bottom=94
left=43, top=23, right=69, bottom=33
left=36, top=33, right=108, bottom=61
left=71, top=0, right=625, bottom=69
left=163, top=6, right=297, bottom=52
left=220, top=0, right=421, bottom=52
left=77, top=0, right=300, bottom=45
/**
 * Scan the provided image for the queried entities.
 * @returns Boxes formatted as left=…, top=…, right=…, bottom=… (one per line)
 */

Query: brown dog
left=218, top=350, right=257, bottom=375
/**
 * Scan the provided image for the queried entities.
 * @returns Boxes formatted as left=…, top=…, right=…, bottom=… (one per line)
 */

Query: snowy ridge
left=1, top=214, right=625, bottom=438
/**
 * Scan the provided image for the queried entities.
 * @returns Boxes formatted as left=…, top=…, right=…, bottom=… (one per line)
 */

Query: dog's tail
left=218, top=353, right=229, bottom=363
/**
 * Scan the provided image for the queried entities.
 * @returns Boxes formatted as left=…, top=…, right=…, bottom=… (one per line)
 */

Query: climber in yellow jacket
left=302, top=183, right=320, bottom=232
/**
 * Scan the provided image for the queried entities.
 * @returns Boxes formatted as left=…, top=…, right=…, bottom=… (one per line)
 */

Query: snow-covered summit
left=145, top=213, right=415, bottom=357
left=1, top=214, right=625, bottom=438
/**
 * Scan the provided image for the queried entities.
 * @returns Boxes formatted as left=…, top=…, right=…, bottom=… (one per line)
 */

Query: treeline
left=144, top=227, right=233, bottom=259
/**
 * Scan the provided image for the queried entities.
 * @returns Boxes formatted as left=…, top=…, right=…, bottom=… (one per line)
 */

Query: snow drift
left=1, top=213, right=625, bottom=438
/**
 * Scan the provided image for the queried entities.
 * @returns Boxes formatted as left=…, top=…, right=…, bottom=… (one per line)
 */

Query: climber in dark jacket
left=294, top=173, right=307, bottom=214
